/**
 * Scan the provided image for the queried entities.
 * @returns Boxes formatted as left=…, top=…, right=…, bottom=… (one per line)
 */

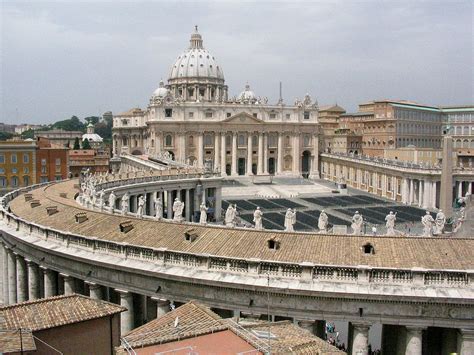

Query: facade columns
left=117, top=289, right=134, bottom=335
left=7, top=249, right=17, bottom=304
left=310, top=134, right=320, bottom=178
left=26, top=259, right=39, bottom=301
left=220, top=133, right=227, bottom=176
left=167, top=190, right=173, bottom=219
left=418, top=181, right=423, bottom=207
left=458, top=329, right=474, bottom=354
left=458, top=181, right=463, bottom=198
left=43, top=267, right=57, bottom=298
left=214, top=133, right=220, bottom=172
left=2, top=245, right=9, bottom=305
left=197, top=133, right=204, bottom=168
left=423, top=180, right=430, bottom=209
left=61, top=274, right=75, bottom=295
left=263, top=133, right=269, bottom=174
left=231, top=133, right=237, bottom=176
left=402, top=178, right=409, bottom=204
left=277, top=133, right=283, bottom=174
left=215, top=186, right=222, bottom=221
left=16, top=255, right=27, bottom=303
left=247, top=134, right=253, bottom=175
left=405, top=326, right=423, bottom=355
left=409, top=179, right=414, bottom=204
left=185, top=189, right=191, bottom=222
left=292, top=135, right=300, bottom=175
left=257, top=133, right=264, bottom=175
left=152, top=297, right=170, bottom=319
left=86, top=282, right=103, bottom=300
left=351, top=322, right=370, bottom=355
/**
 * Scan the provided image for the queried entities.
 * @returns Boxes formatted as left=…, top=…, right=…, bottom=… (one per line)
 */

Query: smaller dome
left=238, top=84, right=256, bottom=101
left=153, top=80, right=169, bottom=97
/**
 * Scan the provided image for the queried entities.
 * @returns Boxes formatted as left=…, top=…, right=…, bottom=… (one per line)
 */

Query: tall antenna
left=278, top=82, right=283, bottom=105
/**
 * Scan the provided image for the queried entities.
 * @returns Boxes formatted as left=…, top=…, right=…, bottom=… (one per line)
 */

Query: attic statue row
left=112, top=27, right=321, bottom=178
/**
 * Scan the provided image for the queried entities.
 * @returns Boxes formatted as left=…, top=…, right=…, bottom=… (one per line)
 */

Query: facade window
left=269, top=113, right=276, bottom=119
left=0, top=154, right=4, bottom=164
left=23, top=154, right=29, bottom=163
left=204, top=134, right=213, bottom=147
left=0, top=168, right=4, bottom=174
left=41, top=166, right=47, bottom=174
left=189, top=135, right=194, bottom=146
left=165, top=134, right=173, bottom=147
left=55, top=166, right=61, bottom=173
left=205, top=112, right=213, bottom=118
left=0, top=177, right=6, bottom=187
left=286, top=114, right=291, bottom=119
left=23, top=175, right=29, bottom=186
left=188, top=112, right=194, bottom=118
left=40, top=177, right=48, bottom=183
left=165, top=108, right=173, bottom=117
left=41, top=158, right=46, bottom=166
left=11, top=154, right=17, bottom=164
left=55, top=158, right=61, bottom=165
left=268, top=134, right=277, bottom=148
left=11, top=176, right=18, bottom=187
left=226, top=112, right=231, bottom=118
left=253, top=113, right=258, bottom=118
left=252, top=135, right=258, bottom=146
left=238, top=135, right=245, bottom=146
left=304, top=111, right=310, bottom=120
left=12, top=168, right=18, bottom=174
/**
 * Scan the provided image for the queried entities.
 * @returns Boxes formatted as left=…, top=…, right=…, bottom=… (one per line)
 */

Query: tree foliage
left=73, top=137, right=81, bottom=150
left=84, top=116, right=100, bottom=126
left=0, top=131, right=14, bottom=141
left=95, top=115, right=113, bottom=140
left=52, top=116, right=85, bottom=132
left=82, top=138, right=92, bottom=149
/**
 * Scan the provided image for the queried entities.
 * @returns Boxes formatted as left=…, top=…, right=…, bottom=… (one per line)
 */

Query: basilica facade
left=112, top=28, right=321, bottom=178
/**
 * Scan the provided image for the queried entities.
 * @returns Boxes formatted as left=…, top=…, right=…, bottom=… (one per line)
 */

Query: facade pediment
left=222, top=112, right=263, bottom=124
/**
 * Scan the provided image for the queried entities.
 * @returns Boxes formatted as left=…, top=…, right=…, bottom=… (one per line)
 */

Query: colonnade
left=1, top=242, right=473, bottom=354
left=457, top=180, right=474, bottom=199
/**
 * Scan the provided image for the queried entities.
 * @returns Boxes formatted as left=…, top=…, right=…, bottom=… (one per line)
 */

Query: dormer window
left=165, top=109, right=173, bottom=118
left=267, top=238, right=280, bottom=250
left=363, top=243, right=374, bottom=254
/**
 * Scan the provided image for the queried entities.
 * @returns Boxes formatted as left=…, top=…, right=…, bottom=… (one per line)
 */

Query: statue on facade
left=225, top=204, right=237, bottom=227
left=108, top=191, right=116, bottom=212
left=284, top=208, right=296, bottom=232
left=172, top=198, right=184, bottom=222
left=351, top=211, right=364, bottom=235
left=98, top=190, right=105, bottom=210
left=421, top=211, right=435, bottom=237
left=154, top=194, right=163, bottom=220
left=434, top=209, right=446, bottom=235
left=253, top=207, right=263, bottom=230
left=121, top=192, right=129, bottom=215
left=385, top=211, right=397, bottom=236
left=303, top=93, right=312, bottom=106
left=199, top=203, right=209, bottom=225
left=318, top=210, right=328, bottom=232
left=136, top=195, right=146, bottom=218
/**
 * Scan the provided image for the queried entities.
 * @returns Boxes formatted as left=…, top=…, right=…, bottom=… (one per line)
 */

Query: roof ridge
left=0, top=293, right=81, bottom=310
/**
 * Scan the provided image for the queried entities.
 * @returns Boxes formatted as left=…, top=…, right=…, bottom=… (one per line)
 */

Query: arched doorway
left=268, top=158, right=275, bottom=175
left=252, top=163, right=257, bottom=175
left=238, top=158, right=246, bottom=175
left=301, top=151, right=311, bottom=179
left=226, top=164, right=231, bottom=176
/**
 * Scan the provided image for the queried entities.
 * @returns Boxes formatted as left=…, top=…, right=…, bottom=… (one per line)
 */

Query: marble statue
left=434, top=209, right=446, bottom=235
left=385, top=211, right=397, bottom=236
left=137, top=195, right=145, bottom=218
left=318, top=210, right=328, bottom=232
left=172, top=198, right=184, bottom=222
left=253, top=207, right=263, bottom=230
left=421, top=211, right=435, bottom=237
left=225, top=204, right=237, bottom=227
left=108, top=191, right=116, bottom=212
left=284, top=208, right=296, bottom=232
left=351, top=211, right=364, bottom=235
left=121, top=193, right=129, bottom=215
left=98, top=190, right=105, bottom=210
left=199, top=203, right=209, bottom=225
left=154, top=194, right=163, bottom=220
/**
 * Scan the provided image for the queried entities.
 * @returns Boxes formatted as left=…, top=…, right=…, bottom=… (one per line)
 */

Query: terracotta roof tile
left=0, top=294, right=125, bottom=332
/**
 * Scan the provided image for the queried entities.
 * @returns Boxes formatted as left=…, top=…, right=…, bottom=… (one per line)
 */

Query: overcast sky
left=1, top=0, right=473, bottom=124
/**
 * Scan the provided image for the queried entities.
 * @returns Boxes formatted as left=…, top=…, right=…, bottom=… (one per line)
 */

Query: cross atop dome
left=190, top=25, right=203, bottom=49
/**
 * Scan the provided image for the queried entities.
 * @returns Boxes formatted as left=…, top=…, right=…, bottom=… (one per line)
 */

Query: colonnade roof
left=8, top=179, right=474, bottom=270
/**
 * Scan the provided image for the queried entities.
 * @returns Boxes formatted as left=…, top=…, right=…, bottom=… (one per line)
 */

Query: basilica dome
left=168, top=27, right=224, bottom=83
left=152, top=80, right=169, bottom=97
left=238, top=84, right=256, bottom=101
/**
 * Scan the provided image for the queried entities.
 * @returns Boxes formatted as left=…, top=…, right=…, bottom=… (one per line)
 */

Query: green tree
left=0, top=131, right=14, bottom=141
left=73, top=137, right=81, bottom=150
left=53, top=116, right=85, bottom=132
left=95, top=116, right=113, bottom=141
left=84, top=116, right=100, bottom=126
left=81, top=138, right=92, bottom=149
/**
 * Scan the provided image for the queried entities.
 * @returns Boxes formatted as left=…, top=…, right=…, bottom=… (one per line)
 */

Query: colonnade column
left=185, top=189, right=191, bottom=222
left=418, top=181, right=423, bottom=207
left=422, top=180, right=430, bottom=209
left=117, top=289, right=134, bottom=335
left=26, top=259, right=39, bottom=301
left=351, top=322, right=370, bottom=355
left=167, top=190, right=173, bottom=219
left=409, top=179, right=414, bottom=204
left=405, top=326, right=423, bottom=355
left=458, top=181, right=463, bottom=198
left=2, top=244, right=9, bottom=305
left=215, top=187, right=222, bottom=222
left=152, top=297, right=170, bottom=319
left=257, top=133, right=264, bottom=175
left=263, top=133, right=269, bottom=174
left=214, top=134, right=220, bottom=172
left=197, top=133, right=204, bottom=168
left=277, top=133, right=283, bottom=174
left=292, top=135, right=300, bottom=175
left=231, top=133, right=237, bottom=176
left=86, top=281, right=103, bottom=300
left=402, top=178, right=409, bottom=204
left=7, top=249, right=17, bottom=304
left=16, top=255, right=27, bottom=303
left=42, top=267, right=57, bottom=298
left=61, top=274, right=75, bottom=295
left=310, top=134, right=320, bottom=178
left=220, top=133, right=227, bottom=176
left=247, top=135, right=253, bottom=175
